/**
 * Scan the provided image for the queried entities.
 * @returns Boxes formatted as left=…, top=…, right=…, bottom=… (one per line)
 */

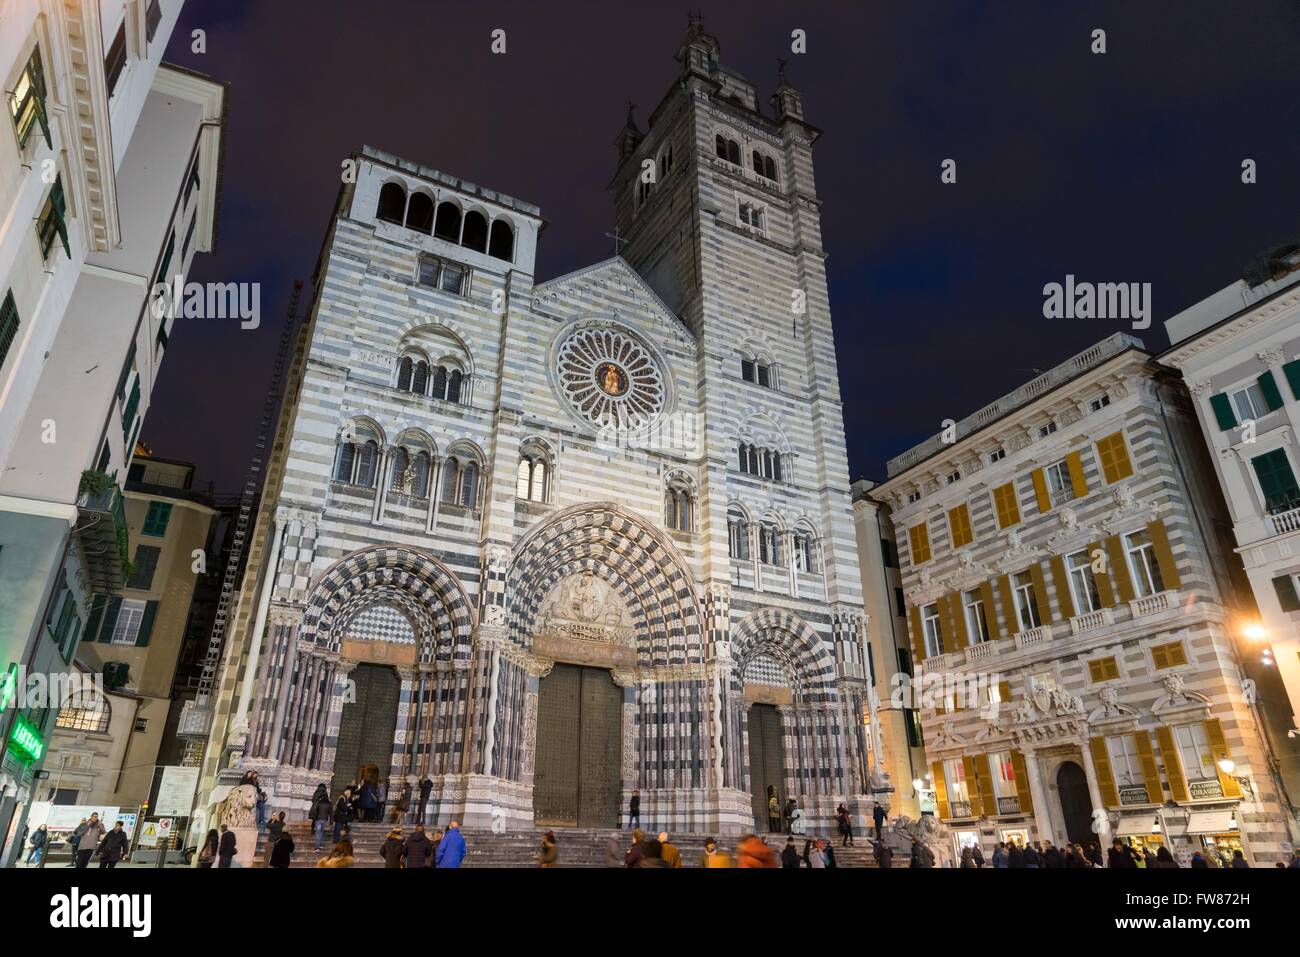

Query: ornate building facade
left=195, top=21, right=874, bottom=835
left=873, top=333, right=1295, bottom=865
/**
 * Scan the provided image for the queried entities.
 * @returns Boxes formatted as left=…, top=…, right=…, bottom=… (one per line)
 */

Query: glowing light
left=1217, top=757, right=1235, bottom=775
left=1242, top=622, right=1267, bottom=642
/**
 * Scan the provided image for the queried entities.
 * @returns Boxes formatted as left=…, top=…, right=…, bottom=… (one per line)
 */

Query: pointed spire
left=614, top=99, right=643, bottom=163
left=624, top=100, right=639, bottom=134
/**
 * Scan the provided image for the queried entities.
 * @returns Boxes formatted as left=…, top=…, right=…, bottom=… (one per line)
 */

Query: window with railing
left=1013, top=571, right=1041, bottom=631
left=922, top=603, right=945, bottom=657
left=1066, top=549, right=1101, bottom=614
left=1123, top=529, right=1166, bottom=598
left=9, top=45, right=50, bottom=150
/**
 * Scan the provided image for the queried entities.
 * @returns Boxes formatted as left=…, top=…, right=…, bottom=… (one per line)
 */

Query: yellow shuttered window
left=1049, top=554, right=1075, bottom=620
left=1066, top=450, right=1088, bottom=498
left=1029, top=562, right=1051, bottom=623
left=976, top=753, right=999, bottom=817
left=949, top=503, right=973, bottom=548
left=1151, top=639, right=1188, bottom=670
left=1096, top=431, right=1134, bottom=484
left=1090, top=736, right=1120, bottom=807
left=1203, top=718, right=1243, bottom=799
left=1146, top=519, right=1182, bottom=590
left=1155, top=726, right=1191, bottom=803
left=1031, top=468, right=1051, bottom=513
left=1134, top=731, right=1163, bottom=804
left=932, top=760, right=950, bottom=819
left=1087, top=656, right=1119, bottom=682
left=909, top=522, right=932, bottom=564
left=993, top=482, right=1021, bottom=529
left=1105, top=534, right=1135, bottom=603
left=1010, top=750, right=1033, bottom=814
left=1091, top=540, right=1115, bottom=607
left=980, top=580, right=1000, bottom=638
left=908, top=605, right=926, bottom=663
left=962, top=756, right=982, bottom=816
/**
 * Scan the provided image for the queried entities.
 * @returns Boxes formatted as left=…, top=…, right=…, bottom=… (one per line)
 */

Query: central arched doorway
left=748, top=703, right=786, bottom=831
left=534, top=664, right=622, bottom=827
left=330, top=662, right=401, bottom=799
left=1056, top=760, right=1094, bottom=846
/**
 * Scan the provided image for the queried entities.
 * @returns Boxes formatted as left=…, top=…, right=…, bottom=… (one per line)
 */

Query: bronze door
left=331, top=663, right=400, bottom=798
left=748, top=703, right=786, bottom=830
left=535, top=664, right=622, bottom=827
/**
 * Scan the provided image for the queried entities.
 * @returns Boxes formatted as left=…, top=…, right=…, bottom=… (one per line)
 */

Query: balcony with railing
left=1070, top=607, right=1114, bottom=636
left=1129, top=589, right=1177, bottom=618
left=1269, top=502, right=1300, bottom=536
left=1014, top=625, right=1051, bottom=650
left=74, top=470, right=129, bottom=593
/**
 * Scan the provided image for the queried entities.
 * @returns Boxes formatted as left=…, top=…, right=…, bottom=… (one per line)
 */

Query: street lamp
left=1217, top=757, right=1235, bottom=775
left=1241, top=622, right=1267, bottom=642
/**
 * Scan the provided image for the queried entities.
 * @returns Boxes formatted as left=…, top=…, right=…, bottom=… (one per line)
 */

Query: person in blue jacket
left=436, top=820, right=466, bottom=868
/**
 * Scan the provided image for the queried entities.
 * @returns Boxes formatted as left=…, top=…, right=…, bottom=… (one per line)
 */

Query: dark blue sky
left=145, top=0, right=1300, bottom=492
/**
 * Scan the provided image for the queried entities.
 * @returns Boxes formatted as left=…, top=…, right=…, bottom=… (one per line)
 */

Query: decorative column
left=1077, top=736, right=1108, bottom=837
left=372, top=446, right=392, bottom=523
left=428, top=456, right=446, bottom=531
left=1022, top=749, right=1056, bottom=843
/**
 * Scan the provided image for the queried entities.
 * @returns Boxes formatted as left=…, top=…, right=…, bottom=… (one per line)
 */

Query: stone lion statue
left=214, top=784, right=258, bottom=828
left=893, top=813, right=949, bottom=846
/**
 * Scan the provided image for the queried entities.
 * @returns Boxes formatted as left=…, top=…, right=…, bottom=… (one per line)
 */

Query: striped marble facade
left=197, top=24, right=874, bottom=837
left=874, top=335, right=1294, bottom=865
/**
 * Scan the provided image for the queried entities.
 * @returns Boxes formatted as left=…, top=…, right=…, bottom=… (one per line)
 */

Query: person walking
left=537, top=830, right=558, bottom=867
left=1154, top=846, right=1179, bottom=868
left=380, top=827, right=406, bottom=868
left=836, top=803, right=854, bottom=847
left=658, top=831, right=682, bottom=868
left=992, top=842, right=1008, bottom=868
left=605, top=831, right=623, bottom=866
left=1007, top=840, right=1025, bottom=868
left=197, top=829, right=219, bottom=868
left=1107, top=838, right=1136, bottom=869
left=822, top=840, right=837, bottom=868
left=781, top=837, right=801, bottom=869
left=1023, top=842, right=1041, bottom=869
left=808, top=841, right=826, bottom=868
left=625, top=828, right=646, bottom=868
left=700, top=837, right=733, bottom=868
left=627, top=789, right=641, bottom=829
left=960, top=846, right=975, bottom=868
left=358, top=779, right=378, bottom=823
left=782, top=797, right=797, bottom=834
left=332, top=787, right=353, bottom=843
left=76, top=814, right=105, bottom=869
left=767, top=787, right=780, bottom=833
left=436, top=820, right=466, bottom=868
left=269, top=828, right=295, bottom=869
left=218, top=824, right=237, bottom=868
left=25, top=824, right=47, bottom=865
left=737, top=834, right=778, bottom=868
left=405, top=824, right=433, bottom=869
left=67, top=818, right=87, bottom=867
left=1230, top=850, right=1250, bottom=868
left=1086, top=841, right=1104, bottom=868
left=1042, top=840, right=1063, bottom=868
left=264, top=812, right=287, bottom=866
left=417, top=775, right=433, bottom=825
left=636, top=837, right=666, bottom=867
left=872, top=801, right=887, bottom=841
left=98, top=821, right=130, bottom=868
left=310, top=786, right=333, bottom=851
left=972, top=843, right=985, bottom=868
left=909, top=838, right=934, bottom=868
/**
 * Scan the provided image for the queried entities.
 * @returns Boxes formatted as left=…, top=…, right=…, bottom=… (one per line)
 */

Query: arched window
left=488, top=220, right=514, bottom=261
left=434, top=202, right=461, bottom=241
left=659, top=142, right=674, bottom=178
left=758, top=523, right=782, bottom=566
left=764, top=155, right=777, bottom=181
left=57, top=693, right=111, bottom=733
left=727, top=140, right=740, bottom=166
left=516, top=447, right=551, bottom=503
left=396, top=356, right=413, bottom=392
left=356, top=440, right=379, bottom=487
left=377, top=182, right=406, bottom=224
left=447, top=368, right=463, bottom=403
left=412, top=451, right=431, bottom=497
left=442, top=453, right=482, bottom=509
left=333, top=441, right=355, bottom=482
left=412, top=360, right=428, bottom=395
left=665, top=486, right=692, bottom=533
left=727, top=508, right=749, bottom=559
left=761, top=449, right=773, bottom=479
left=405, top=192, right=434, bottom=233
left=715, top=133, right=727, bottom=158
left=431, top=365, right=448, bottom=400
left=752, top=150, right=764, bottom=175
left=389, top=447, right=409, bottom=490
left=772, top=451, right=783, bottom=482
left=461, top=211, right=488, bottom=252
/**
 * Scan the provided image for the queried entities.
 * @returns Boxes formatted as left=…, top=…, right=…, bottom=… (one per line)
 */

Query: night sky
left=144, top=0, right=1300, bottom=494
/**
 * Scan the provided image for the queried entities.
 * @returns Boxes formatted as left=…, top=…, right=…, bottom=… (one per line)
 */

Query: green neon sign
left=9, top=715, right=44, bottom=763
left=0, top=665, right=16, bottom=712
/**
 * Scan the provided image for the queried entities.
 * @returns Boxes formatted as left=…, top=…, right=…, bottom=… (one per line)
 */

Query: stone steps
left=256, top=821, right=903, bottom=868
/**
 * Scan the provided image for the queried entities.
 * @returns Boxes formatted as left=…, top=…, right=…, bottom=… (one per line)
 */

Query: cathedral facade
left=197, top=21, right=875, bottom=835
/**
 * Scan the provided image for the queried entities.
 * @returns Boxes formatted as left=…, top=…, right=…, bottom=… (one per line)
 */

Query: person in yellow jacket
left=700, top=837, right=733, bottom=868
left=658, top=832, right=682, bottom=868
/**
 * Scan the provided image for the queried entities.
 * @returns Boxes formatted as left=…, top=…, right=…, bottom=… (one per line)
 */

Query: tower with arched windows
left=196, top=21, right=876, bottom=838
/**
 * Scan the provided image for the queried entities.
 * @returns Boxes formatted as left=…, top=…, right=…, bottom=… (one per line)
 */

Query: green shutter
left=136, top=600, right=158, bottom=647
left=1283, top=359, right=1300, bottom=401
left=1258, top=371, right=1284, bottom=412
left=98, top=595, right=122, bottom=642
left=1274, top=575, right=1300, bottom=613
left=1209, top=393, right=1237, bottom=430
left=1252, top=449, right=1300, bottom=511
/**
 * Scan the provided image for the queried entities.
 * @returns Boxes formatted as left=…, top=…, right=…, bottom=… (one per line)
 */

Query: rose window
left=555, top=327, right=665, bottom=431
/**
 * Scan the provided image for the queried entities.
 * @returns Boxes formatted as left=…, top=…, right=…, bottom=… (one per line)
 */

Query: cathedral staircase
left=254, top=821, right=906, bottom=868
